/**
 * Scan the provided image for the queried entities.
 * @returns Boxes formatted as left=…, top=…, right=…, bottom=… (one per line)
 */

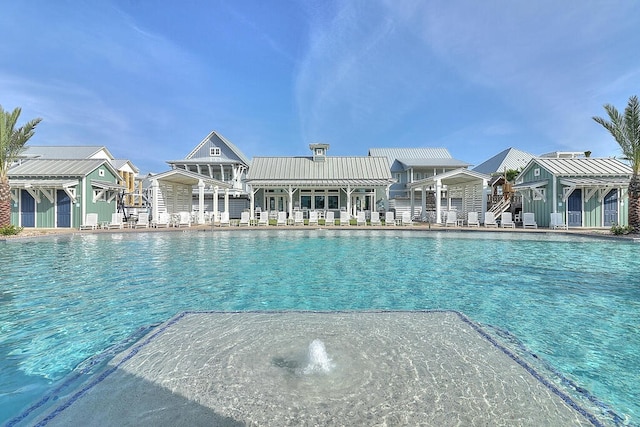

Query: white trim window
left=533, top=188, right=546, bottom=201
left=210, top=147, right=221, bottom=157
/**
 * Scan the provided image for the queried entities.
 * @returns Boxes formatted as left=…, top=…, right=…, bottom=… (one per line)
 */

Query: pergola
left=150, top=169, right=232, bottom=224
left=408, top=168, right=490, bottom=224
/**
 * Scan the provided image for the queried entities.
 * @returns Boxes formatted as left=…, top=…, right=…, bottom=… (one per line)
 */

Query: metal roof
left=8, top=179, right=79, bottom=188
left=21, top=145, right=114, bottom=160
left=397, top=158, right=470, bottom=168
left=91, top=179, right=127, bottom=190
left=559, top=177, right=630, bottom=187
left=473, top=147, right=535, bottom=174
left=533, top=157, right=632, bottom=176
left=246, top=156, right=393, bottom=186
left=150, top=169, right=232, bottom=188
left=368, top=148, right=455, bottom=168
left=8, top=159, right=116, bottom=177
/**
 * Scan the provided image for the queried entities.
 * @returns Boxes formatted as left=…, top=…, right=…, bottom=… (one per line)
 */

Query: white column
left=197, top=179, right=205, bottom=224
left=151, top=178, right=159, bottom=222
left=224, top=188, right=230, bottom=214
left=250, top=186, right=255, bottom=220
left=481, top=179, right=488, bottom=218
left=213, top=186, right=219, bottom=223
left=288, top=185, right=294, bottom=218
left=435, top=179, right=442, bottom=224
left=421, top=186, right=427, bottom=221
left=410, top=187, right=415, bottom=219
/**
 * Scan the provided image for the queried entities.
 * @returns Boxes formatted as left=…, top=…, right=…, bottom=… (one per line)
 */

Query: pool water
left=1, top=230, right=638, bottom=425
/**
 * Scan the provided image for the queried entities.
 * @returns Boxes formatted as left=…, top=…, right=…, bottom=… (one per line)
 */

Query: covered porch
left=149, top=169, right=232, bottom=224
left=408, top=168, right=490, bottom=224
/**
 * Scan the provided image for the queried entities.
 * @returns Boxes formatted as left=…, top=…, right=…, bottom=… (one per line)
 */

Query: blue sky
left=2, top=1, right=639, bottom=174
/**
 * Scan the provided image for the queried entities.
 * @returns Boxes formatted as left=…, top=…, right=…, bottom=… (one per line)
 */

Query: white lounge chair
left=356, top=211, right=366, bottom=226
left=218, top=211, right=230, bottom=227
left=106, top=213, right=124, bottom=229
left=324, top=211, right=335, bottom=225
left=257, top=211, right=269, bottom=226
left=308, top=211, right=319, bottom=226
left=80, top=213, right=98, bottom=230
left=370, top=211, right=381, bottom=226
left=484, top=212, right=498, bottom=228
left=177, top=211, right=191, bottom=228
left=134, top=212, right=149, bottom=228
left=501, top=212, right=515, bottom=228
left=523, top=213, right=538, bottom=229
left=445, top=211, right=457, bottom=227
left=467, top=212, right=480, bottom=227
left=385, top=211, right=395, bottom=226
left=277, top=211, right=287, bottom=226
left=550, top=212, right=568, bottom=230
left=293, top=211, right=304, bottom=226
left=340, top=211, right=350, bottom=226
left=153, top=212, right=171, bottom=228
left=239, top=211, right=250, bottom=226
left=401, top=212, right=412, bottom=226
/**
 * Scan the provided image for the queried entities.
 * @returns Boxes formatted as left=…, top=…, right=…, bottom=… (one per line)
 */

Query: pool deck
left=2, top=221, right=638, bottom=242
left=30, top=311, right=603, bottom=426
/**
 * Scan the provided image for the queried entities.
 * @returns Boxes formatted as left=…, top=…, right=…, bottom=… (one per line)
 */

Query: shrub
left=0, top=224, right=24, bottom=236
left=610, top=224, right=634, bottom=235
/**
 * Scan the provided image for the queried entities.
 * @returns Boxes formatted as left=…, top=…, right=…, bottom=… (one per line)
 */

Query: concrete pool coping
left=22, top=311, right=606, bottom=426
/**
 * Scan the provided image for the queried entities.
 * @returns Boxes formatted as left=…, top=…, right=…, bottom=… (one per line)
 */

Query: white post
left=213, top=186, right=219, bottom=224
left=151, top=178, right=159, bottom=222
left=249, top=186, right=255, bottom=220
left=224, top=188, right=230, bottom=215
left=197, top=179, right=205, bottom=224
left=481, top=179, right=489, bottom=218
left=421, top=186, right=427, bottom=221
left=410, top=186, right=415, bottom=219
left=435, top=179, right=442, bottom=224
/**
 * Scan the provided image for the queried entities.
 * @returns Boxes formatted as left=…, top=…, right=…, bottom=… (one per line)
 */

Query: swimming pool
left=1, top=230, right=638, bottom=425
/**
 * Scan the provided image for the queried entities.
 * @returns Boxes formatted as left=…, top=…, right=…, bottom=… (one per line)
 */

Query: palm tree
left=0, top=105, right=42, bottom=227
left=593, top=95, right=640, bottom=232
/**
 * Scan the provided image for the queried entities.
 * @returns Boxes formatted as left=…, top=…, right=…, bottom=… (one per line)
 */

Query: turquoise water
left=1, top=230, right=638, bottom=425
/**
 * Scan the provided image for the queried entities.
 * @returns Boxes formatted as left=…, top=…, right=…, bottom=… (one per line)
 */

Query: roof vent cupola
left=310, top=143, right=329, bottom=162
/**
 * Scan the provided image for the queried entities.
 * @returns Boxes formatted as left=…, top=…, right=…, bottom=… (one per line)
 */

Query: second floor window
left=210, top=147, right=221, bottom=156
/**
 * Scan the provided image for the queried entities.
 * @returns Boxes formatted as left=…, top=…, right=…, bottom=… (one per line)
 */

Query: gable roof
left=8, top=158, right=119, bottom=178
left=176, top=130, right=250, bottom=166
left=528, top=157, right=632, bottom=177
left=409, top=168, right=491, bottom=189
left=473, top=147, right=535, bottom=174
left=246, top=156, right=393, bottom=187
left=150, top=168, right=232, bottom=188
left=368, top=148, right=456, bottom=168
left=21, top=145, right=114, bottom=160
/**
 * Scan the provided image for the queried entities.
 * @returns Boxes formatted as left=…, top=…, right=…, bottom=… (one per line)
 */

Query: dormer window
left=210, top=147, right=221, bottom=157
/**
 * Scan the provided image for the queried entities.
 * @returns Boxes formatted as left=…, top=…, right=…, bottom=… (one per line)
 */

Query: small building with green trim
left=513, top=157, right=632, bottom=228
left=8, top=159, right=124, bottom=228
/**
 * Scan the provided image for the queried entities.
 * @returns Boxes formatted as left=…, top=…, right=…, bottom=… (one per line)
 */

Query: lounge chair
left=134, top=212, right=149, bottom=228
left=277, top=211, right=287, bottom=226
left=501, top=212, right=515, bottom=228
left=385, top=211, right=395, bottom=226
left=324, top=211, right=335, bottom=225
left=467, top=212, right=480, bottom=227
left=484, top=212, right=498, bottom=228
left=308, top=211, right=319, bottom=226
left=401, top=212, right=412, bottom=226
left=370, top=211, right=381, bottom=226
left=239, top=211, right=250, bottom=226
left=340, top=211, right=350, bottom=226
left=356, top=211, right=366, bottom=226
left=153, top=212, right=171, bottom=228
left=80, top=213, right=98, bottom=230
left=550, top=212, right=568, bottom=230
left=177, top=211, right=191, bottom=228
left=523, top=213, right=538, bottom=229
left=257, top=211, right=269, bottom=226
left=292, top=211, right=303, bottom=226
left=106, top=213, right=124, bottom=229
left=445, top=211, right=457, bottom=227
left=219, top=211, right=230, bottom=227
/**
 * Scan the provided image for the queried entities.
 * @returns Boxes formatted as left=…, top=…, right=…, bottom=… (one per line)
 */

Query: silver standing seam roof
left=473, top=147, right=535, bottom=174
left=246, top=156, right=393, bottom=187
left=368, top=148, right=456, bottom=167
left=21, top=146, right=114, bottom=160
left=8, top=159, right=117, bottom=177
left=532, top=157, right=632, bottom=176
